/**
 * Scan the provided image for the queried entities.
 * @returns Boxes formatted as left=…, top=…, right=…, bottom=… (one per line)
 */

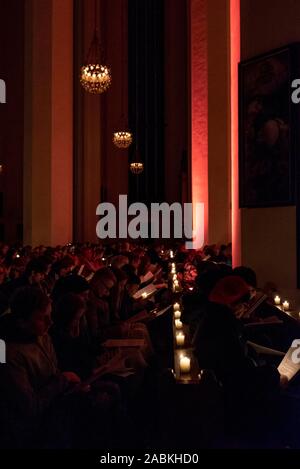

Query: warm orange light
left=230, top=0, right=241, bottom=266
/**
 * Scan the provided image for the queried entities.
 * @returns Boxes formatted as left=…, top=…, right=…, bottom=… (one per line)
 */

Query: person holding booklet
left=193, top=275, right=289, bottom=443
left=0, top=287, right=128, bottom=448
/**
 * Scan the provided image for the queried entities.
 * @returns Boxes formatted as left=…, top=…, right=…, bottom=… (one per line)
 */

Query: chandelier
left=113, top=0, right=132, bottom=148
left=130, top=162, right=144, bottom=174
left=80, top=1, right=111, bottom=94
left=113, top=131, right=133, bottom=148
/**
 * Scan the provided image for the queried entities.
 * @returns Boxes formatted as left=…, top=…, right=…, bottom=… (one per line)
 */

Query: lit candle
left=283, top=301, right=290, bottom=311
left=174, top=280, right=179, bottom=287
left=171, top=263, right=175, bottom=269
left=171, top=268, right=176, bottom=274
left=170, top=250, right=174, bottom=258
left=179, top=356, right=191, bottom=373
left=176, top=332, right=185, bottom=346
left=173, top=274, right=177, bottom=281
left=142, top=292, right=148, bottom=299
left=174, top=310, right=181, bottom=319
left=274, top=295, right=281, bottom=305
left=173, top=302, right=180, bottom=311
left=175, top=319, right=183, bottom=329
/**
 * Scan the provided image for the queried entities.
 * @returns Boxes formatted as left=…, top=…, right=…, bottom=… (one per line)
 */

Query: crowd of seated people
left=0, top=240, right=300, bottom=448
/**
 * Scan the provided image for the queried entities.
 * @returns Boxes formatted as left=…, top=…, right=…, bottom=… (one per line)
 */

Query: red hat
left=209, top=275, right=250, bottom=305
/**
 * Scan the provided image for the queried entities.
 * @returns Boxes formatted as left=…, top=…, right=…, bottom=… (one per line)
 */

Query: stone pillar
left=24, top=0, right=73, bottom=246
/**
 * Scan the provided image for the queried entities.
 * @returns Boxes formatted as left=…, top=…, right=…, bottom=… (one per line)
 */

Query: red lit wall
left=190, top=0, right=209, bottom=245
left=230, top=0, right=241, bottom=266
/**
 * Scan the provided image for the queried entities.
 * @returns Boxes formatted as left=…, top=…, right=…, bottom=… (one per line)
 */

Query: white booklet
left=278, top=339, right=300, bottom=381
left=133, top=283, right=157, bottom=299
left=247, top=341, right=285, bottom=357
left=152, top=304, right=172, bottom=318
left=140, top=271, right=154, bottom=284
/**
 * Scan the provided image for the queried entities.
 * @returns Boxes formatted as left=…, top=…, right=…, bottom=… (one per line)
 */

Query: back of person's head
left=110, top=255, right=129, bottom=270
left=52, top=292, right=85, bottom=329
left=52, top=274, right=90, bottom=302
left=209, top=275, right=250, bottom=306
left=196, top=268, right=227, bottom=298
left=233, top=266, right=257, bottom=288
left=111, top=267, right=128, bottom=284
left=126, top=272, right=141, bottom=286
left=53, top=255, right=74, bottom=276
left=10, top=286, right=50, bottom=320
left=24, top=257, right=49, bottom=277
left=122, top=263, right=136, bottom=277
left=138, top=254, right=151, bottom=276
left=91, top=268, right=117, bottom=288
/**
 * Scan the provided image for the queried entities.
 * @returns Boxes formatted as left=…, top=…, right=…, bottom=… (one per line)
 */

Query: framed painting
left=239, top=43, right=300, bottom=208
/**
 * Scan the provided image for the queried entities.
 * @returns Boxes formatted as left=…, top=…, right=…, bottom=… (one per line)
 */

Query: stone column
left=24, top=0, right=73, bottom=246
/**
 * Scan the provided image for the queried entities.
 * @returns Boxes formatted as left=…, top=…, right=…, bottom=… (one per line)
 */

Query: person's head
left=111, top=255, right=129, bottom=270
left=125, top=273, right=141, bottom=297
left=209, top=275, right=251, bottom=314
left=53, top=293, right=86, bottom=338
left=0, top=264, right=6, bottom=284
left=54, top=256, right=74, bottom=277
left=24, top=258, right=49, bottom=283
left=138, top=254, right=151, bottom=276
left=233, top=266, right=257, bottom=290
left=82, top=247, right=93, bottom=261
left=260, top=119, right=281, bottom=147
left=219, top=244, right=227, bottom=255
left=129, top=254, right=141, bottom=271
left=90, top=268, right=116, bottom=299
left=111, top=267, right=128, bottom=288
left=10, top=287, right=52, bottom=337
left=119, top=241, right=130, bottom=253
left=196, top=269, right=226, bottom=298
left=52, top=275, right=90, bottom=303
left=9, top=258, right=26, bottom=280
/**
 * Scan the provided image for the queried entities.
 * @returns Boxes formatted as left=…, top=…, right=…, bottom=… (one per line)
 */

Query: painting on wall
left=239, top=44, right=300, bottom=208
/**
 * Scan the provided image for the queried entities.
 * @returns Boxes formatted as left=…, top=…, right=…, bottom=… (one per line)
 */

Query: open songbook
left=247, top=341, right=285, bottom=357
left=124, top=305, right=172, bottom=324
left=102, top=338, right=146, bottom=348
left=278, top=339, right=300, bottom=381
left=133, top=283, right=157, bottom=299
left=64, top=351, right=135, bottom=395
left=139, top=271, right=154, bottom=285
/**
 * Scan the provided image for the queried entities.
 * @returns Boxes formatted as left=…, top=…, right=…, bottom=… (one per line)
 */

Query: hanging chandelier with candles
left=113, top=131, right=133, bottom=149
left=113, top=0, right=132, bottom=148
left=130, top=161, right=143, bottom=174
left=80, top=0, right=111, bottom=94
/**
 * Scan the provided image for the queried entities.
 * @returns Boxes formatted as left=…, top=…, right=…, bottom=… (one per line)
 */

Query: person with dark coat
left=193, top=275, right=283, bottom=437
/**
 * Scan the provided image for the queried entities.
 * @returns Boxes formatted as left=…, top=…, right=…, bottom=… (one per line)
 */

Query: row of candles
left=171, top=263, right=180, bottom=292
left=173, top=301, right=191, bottom=373
left=274, top=295, right=290, bottom=311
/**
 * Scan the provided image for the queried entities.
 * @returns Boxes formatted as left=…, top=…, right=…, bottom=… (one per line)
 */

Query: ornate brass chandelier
left=130, top=161, right=143, bottom=174
left=113, top=131, right=133, bottom=148
left=80, top=0, right=111, bottom=94
left=113, top=0, right=132, bottom=148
